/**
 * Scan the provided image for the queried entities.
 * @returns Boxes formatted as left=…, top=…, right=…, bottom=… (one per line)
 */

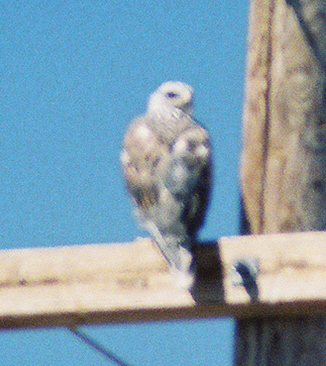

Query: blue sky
left=1, top=1, right=248, bottom=364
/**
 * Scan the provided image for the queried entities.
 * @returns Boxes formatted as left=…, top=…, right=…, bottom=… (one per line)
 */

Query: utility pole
left=239, top=0, right=326, bottom=364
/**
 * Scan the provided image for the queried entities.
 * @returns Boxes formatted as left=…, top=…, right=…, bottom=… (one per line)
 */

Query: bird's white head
left=147, top=81, right=194, bottom=116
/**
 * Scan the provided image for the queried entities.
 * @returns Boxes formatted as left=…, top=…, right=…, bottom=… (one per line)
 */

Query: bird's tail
left=146, top=222, right=195, bottom=289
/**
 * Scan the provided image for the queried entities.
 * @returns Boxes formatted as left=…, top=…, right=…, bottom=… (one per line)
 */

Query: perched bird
left=121, top=81, right=212, bottom=289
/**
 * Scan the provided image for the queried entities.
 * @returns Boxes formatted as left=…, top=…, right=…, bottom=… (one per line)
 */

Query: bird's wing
left=121, top=116, right=169, bottom=211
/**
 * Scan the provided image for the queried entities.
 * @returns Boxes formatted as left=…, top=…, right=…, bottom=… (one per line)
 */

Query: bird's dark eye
left=166, top=92, right=178, bottom=98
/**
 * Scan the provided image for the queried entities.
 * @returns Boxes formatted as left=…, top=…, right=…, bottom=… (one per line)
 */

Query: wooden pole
left=239, top=0, right=326, bottom=364
left=242, top=0, right=326, bottom=234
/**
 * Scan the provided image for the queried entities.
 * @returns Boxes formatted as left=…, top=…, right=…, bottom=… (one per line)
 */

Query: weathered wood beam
left=0, top=232, right=325, bottom=329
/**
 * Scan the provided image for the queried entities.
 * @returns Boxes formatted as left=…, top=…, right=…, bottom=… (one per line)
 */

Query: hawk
left=121, top=81, right=212, bottom=289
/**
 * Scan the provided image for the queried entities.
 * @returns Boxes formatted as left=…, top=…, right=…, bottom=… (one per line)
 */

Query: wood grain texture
left=241, top=0, right=326, bottom=234
left=220, top=232, right=326, bottom=304
left=0, top=238, right=222, bottom=328
left=0, top=234, right=326, bottom=328
left=238, top=0, right=326, bottom=364
left=241, top=0, right=274, bottom=234
left=0, top=239, right=193, bottom=319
